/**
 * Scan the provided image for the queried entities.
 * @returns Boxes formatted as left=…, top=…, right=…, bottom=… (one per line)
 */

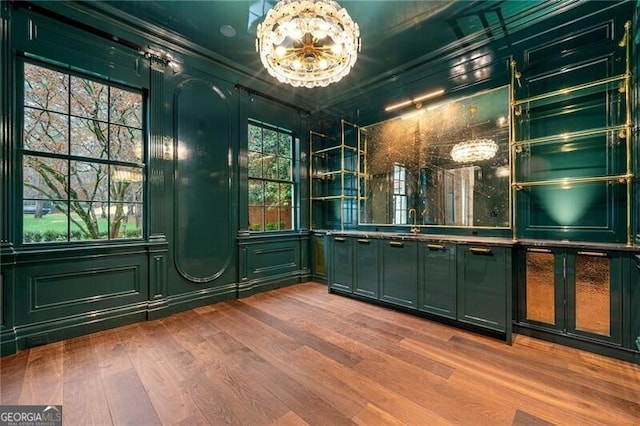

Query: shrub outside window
left=248, top=120, right=295, bottom=232
left=21, top=62, right=145, bottom=243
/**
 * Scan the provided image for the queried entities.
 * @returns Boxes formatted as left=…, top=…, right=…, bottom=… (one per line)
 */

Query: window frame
left=392, top=163, right=408, bottom=225
left=247, top=118, right=297, bottom=233
left=18, top=58, right=147, bottom=246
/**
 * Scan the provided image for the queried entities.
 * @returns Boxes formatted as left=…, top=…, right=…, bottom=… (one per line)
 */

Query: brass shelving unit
left=309, top=120, right=365, bottom=230
left=510, top=21, right=633, bottom=245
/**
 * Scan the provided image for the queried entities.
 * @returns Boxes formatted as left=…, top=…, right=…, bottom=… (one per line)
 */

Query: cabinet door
left=419, top=243, right=456, bottom=319
left=566, top=250, right=622, bottom=345
left=330, top=237, right=353, bottom=292
left=381, top=240, right=418, bottom=308
left=457, top=245, right=508, bottom=332
left=520, top=248, right=564, bottom=332
left=354, top=238, right=379, bottom=299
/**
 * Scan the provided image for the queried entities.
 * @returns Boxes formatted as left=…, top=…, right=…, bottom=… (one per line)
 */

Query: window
left=248, top=120, right=295, bottom=231
left=392, top=163, right=407, bottom=224
left=21, top=62, right=144, bottom=243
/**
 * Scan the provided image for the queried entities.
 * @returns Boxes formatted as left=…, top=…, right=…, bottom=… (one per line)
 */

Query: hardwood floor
left=1, top=282, right=639, bottom=425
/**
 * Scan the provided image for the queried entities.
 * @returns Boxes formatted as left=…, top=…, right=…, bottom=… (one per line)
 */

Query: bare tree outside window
left=22, top=62, right=144, bottom=243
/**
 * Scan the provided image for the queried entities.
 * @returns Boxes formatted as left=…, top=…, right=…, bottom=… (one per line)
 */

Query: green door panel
left=457, top=245, right=507, bottom=332
left=419, top=243, right=456, bottom=319
left=174, top=78, right=233, bottom=283
left=354, top=238, right=379, bottom=299
left=330, top=237, right=353, bottom=292
left=381, top=240, right=418, bottom=308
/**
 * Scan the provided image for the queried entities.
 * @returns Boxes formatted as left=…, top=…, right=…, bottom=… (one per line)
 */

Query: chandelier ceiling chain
left=450, top=106, right=498, bottom=163
left=256, top=0, right=361, bottom=88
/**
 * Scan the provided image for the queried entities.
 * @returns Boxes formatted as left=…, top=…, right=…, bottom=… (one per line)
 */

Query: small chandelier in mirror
left=256, top=0, right=361, bottom=88
left=451, top=106, right=498, bottom=163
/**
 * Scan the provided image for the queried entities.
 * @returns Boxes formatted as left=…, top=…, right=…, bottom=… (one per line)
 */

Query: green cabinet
left=354, top=238, right=379, bottom=299
left=631, top=255, right=640, bottom=352
left=329, top=236, right=354, bottom=292
left=519, top=247, right=623, bottom=346
left=380, top=240, right=418, bottom=308
left=326, top=234, right=512, bottom=342
left=418, top=242, right=456, bottom=319
left=457, top=245, right=510, bottom=334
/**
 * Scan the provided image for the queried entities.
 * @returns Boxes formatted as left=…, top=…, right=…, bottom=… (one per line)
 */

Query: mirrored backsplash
left=360, top=86, right=510, bottom=228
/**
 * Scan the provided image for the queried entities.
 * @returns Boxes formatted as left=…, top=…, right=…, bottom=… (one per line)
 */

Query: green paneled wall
left=0, top=2, right=311, bottom=356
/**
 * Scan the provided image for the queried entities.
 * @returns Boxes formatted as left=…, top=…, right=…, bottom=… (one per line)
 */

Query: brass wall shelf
left=513, top=174, right=632, bottom=190
left=310, top=121, right=366, bottom=230
left=512, top=74, right=626, bottom=107
left=510, top=20, right=633, bottom=245
left=512, top=125, right=628, bottom=148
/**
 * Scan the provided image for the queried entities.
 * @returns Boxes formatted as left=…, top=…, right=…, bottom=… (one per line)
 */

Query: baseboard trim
left=514, top=324, right=640, bottom=364
left=13, top=302, right=149, bottom=352
left=165, top=283, right=237, bottom=314
left=238, top=272, right=307, bottom=298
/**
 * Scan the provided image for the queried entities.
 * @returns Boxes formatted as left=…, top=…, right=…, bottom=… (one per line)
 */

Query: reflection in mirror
left=360, top=86, right=510, bottom=228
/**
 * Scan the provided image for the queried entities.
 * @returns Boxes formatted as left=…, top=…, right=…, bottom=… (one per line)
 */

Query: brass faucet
left=408, top=208, right=420, bottom=234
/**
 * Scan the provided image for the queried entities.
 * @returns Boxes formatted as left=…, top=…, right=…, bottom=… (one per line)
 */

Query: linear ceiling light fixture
left=384, top=89, right=445, bottom=112
left=256, top=0, right=361, bottom=88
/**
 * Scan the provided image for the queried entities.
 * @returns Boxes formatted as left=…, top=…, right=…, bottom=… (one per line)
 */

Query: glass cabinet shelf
left=513, top=173, right=631, bottom=189
left=513, top=124, right=627, bottom=148
left=513, top=73, right=625, bottom=108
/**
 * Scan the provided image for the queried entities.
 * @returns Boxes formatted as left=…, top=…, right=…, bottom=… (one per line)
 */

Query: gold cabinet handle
left=334, top=237, right=346, bottom=242
left=527, top=248, right=552, bottom=253
left=577, top=251, right=607, bottom=257
left=470, top=247, right=492, bottom=254
left=390, top=241, right=404, bottom=248
left=427, top=244, right=444, bottom=250
left=358, top=239, right=370, bottom=244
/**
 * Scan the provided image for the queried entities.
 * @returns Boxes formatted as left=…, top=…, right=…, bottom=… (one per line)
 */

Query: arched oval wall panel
left=174, top=78, right=233, bottom=283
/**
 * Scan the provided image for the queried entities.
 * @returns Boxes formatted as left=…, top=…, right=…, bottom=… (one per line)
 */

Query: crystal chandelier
left=450, top=106, right=498, bottom=163
left=451, top=138, right=498, bottom=163
left=256, top=0, right=361, bottom=88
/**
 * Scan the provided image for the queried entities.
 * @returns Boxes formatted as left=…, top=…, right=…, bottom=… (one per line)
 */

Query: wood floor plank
left=0, top=350, right=29, bottom=404
left=233, top=300, right=364, bottom=368
left=119, top=324, right=203, bottom=425
left=203, top=330, right=352, bottom=425
left=211, top=305, right=367, bottom=420
left=401, top=336, right=638, bottom=425
left=62, top=377, right=113, bottom=425
left=101, top=368, right=162, bottom=425
left=1, top=282, right=639, bottom=425
left=270, top=411, right=310, bottom=426
left=352, top=403, right=405, bottom=426
left=290, top=345, right=451, bottom=424
left=18, top=342, right=63, bottom=406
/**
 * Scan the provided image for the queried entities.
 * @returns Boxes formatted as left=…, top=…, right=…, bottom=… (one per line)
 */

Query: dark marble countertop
left=322, top=231, right=640, bottom=252
left=326, top=230, right=516, bottom=247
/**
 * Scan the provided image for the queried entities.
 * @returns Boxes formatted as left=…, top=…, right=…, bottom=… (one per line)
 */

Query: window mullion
left=67, top=72, right=72, bottom=242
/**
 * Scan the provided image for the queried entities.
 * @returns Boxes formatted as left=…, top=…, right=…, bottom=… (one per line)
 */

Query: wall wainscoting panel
left=31, top=266, right=141, bottom=310
left=238, top=233, right=310, bottom=297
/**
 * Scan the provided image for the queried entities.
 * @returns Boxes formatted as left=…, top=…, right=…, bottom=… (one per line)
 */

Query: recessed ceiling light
left=220, top=25, right=236, bottom=38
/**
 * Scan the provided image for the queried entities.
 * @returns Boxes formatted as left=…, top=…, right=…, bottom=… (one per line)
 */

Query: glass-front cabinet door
left=520, top=248, right=622, bottom=345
